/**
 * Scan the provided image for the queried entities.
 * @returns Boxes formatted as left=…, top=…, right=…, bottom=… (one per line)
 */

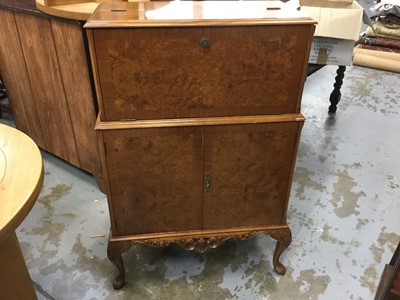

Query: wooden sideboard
left=85, top=1, right=315, bottom=289
left=0, top=0, right=101, bottom=178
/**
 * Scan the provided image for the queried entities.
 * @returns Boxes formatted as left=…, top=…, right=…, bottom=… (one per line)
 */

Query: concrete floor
left=2, top=64, right=400, bottom=299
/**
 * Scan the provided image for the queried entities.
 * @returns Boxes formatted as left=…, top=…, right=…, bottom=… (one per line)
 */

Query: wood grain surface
left=103, top=126, right=204, bottom=236
left=0, top=8, right=100, bottom=175
left=0, top=232, right=37, bottom=300
left=0, top=124, right=43, bottom=242
left=202, top=121, right=302, bottom=229
left=91, top=25, right=312, bottom=121
left=15, top=13, right=80, bottom=166
left=50, top=19, right=100, bottom=173
left=0, top=8, right=46, bottom=149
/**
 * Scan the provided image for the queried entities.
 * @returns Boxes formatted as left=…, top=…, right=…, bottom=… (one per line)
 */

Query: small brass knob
left=199, top=37, right=210, bottom=49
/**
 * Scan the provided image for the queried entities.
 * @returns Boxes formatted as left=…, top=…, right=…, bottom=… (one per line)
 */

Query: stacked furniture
left=85, top=1, right=315, bottom=289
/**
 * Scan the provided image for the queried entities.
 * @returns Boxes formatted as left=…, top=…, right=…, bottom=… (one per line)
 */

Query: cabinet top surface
left=84, top=1, right=315, bottom=28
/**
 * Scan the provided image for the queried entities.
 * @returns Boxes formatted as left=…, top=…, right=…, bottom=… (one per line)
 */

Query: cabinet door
left=103, top=127, right=203, bottom=236
left=92, top=25, right=313, bottom=121
left=202, top=121, right=302, bottom=229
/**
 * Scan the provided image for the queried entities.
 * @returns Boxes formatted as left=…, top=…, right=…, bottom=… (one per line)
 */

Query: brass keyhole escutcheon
left=204, top=175, right=211, bottom=192
left=199, top=37, right=210, bottom=49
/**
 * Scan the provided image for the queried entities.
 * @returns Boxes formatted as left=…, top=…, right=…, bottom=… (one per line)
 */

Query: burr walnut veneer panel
left=100, top=120, right=303, bottom=237
left=103, top=126, right=204, bottom=236
left=93, top=25, right=312, bottom=121
left=202, top=122, right=302, bottom=229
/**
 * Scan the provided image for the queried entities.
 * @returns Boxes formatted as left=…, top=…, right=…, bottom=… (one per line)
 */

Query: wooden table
left=0, top=124, right=44, bottom=300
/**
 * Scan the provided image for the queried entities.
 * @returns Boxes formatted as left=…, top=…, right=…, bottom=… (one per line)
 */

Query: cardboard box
left=308, top=37, right=356, bottom=65
left=301, top=1, right=364, bottom=65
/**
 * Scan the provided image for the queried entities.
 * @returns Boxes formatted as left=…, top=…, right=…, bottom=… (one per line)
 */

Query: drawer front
left=202, top=120, right=303, bottom=229
left=93, top=25, right=313, bottom=121
left=102, top=127, right=204, bottom=236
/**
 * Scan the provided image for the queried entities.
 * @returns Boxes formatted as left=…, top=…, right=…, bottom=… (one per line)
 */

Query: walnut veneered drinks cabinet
left=84, top=1, right=315, bottom=289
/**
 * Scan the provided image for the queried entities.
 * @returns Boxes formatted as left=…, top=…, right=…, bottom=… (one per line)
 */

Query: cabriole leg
left=270, top=227, right=292, bottom=275
left=107, top=239, right=132, bottom=289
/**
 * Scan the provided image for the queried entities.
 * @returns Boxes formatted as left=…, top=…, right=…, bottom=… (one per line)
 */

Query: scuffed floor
left=2, top=64, right=400, bottom=299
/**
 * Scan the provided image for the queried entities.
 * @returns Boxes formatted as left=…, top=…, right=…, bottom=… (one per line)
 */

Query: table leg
left=270, top=227, right=292, bottom=275
left=0, top=231, right=37, bottom=300
left=329, top=65, right=346, bottom=113
left=107, top=239, right=134, bottom=290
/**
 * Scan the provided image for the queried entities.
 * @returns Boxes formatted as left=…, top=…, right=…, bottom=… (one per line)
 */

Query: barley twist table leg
left=329, top=65, right=346, bottom=113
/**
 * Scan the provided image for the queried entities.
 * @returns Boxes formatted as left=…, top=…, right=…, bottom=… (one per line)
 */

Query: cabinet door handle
left=204, top=175, right=211, bottom=192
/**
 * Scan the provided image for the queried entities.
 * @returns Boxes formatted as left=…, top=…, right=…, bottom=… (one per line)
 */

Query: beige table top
left=36, top=0, right=99, bottom=21
left=0, top=124, right=44, bottom=243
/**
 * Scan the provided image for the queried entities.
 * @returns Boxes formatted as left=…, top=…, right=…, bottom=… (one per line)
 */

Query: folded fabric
left=366, top=24, right=400, bottom=40
left=373, top=20, right=400, bottom=32
left=370, top=2, right=400, bottom=19
left=359, top=35, right=400, bottom=49
left=353, top=53, right=400, bottom=73
left=354, top=44, right=400, bottom=60
left=377, top=15, right=400, bottom=27
left=353, top=45, right=400, bottom=73
left=358, top=43, right=400, bottom=53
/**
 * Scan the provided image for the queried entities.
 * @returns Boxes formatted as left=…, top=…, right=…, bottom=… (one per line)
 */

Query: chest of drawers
left=85, top=1, right=315, bottom=289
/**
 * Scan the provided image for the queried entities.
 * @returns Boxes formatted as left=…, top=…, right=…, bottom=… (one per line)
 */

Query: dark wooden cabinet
left=85, top=1, right=315, bottom=289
